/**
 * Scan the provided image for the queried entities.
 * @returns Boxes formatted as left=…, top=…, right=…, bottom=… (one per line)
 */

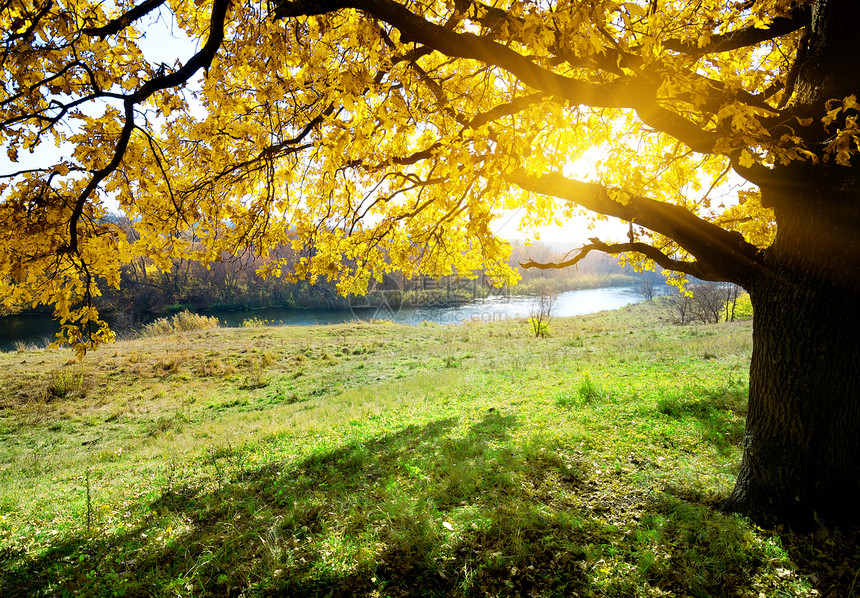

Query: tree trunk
left=722, top=0, right=860, bottom=528
left=724, top=177, right=860, bottom=527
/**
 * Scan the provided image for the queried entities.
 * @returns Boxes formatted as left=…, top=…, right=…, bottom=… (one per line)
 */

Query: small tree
left=665, top=289, right=694, bottom=325
left=639, top=278, right=655, bottom=301
left=690, top=283, right=725, bottom=324
left=528, top=280, right=557, bottom=338
left=723, top=283, right=742, bottom=322
left=666, top=283, right=733, bottom=324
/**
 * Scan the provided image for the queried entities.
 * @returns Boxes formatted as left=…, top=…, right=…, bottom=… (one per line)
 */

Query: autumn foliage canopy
left=0, top=0, right=836, bottom=351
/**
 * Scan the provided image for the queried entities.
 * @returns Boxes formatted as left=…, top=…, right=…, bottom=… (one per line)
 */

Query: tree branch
left=663, top=6, right=811, bottom=57
left=1, top=0, right=52, bottom=45
left=389, top=143, right=441, bottom=165
left=80, top=0, right=170, bottom=38
left=273, top=0, right=730, bottom=156
left=520, top=239, right=710, bottom=280
left=468, top=92, right=547, bottom=129
left=180, top=107, right=327, bottom=196
left=504, top=169, right=764, bottom=286
left=67, top=0, right=230, bottom=253
left=777, top=27, right=810, bottom=109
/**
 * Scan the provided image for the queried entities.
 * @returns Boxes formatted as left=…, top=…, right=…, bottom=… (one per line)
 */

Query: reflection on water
left=0, top=286, right=650, bottom=351
left=398, top=286, right=645, bottom=325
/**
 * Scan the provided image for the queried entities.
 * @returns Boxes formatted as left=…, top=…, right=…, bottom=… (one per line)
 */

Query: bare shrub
left=665, top=282, right=746, bottom=325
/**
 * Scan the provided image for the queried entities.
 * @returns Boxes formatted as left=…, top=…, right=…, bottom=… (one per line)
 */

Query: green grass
left=0, top=302, right=853, bottom=597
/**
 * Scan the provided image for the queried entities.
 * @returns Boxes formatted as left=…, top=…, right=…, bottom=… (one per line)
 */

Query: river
left=0, top=285, right=649, bottom=351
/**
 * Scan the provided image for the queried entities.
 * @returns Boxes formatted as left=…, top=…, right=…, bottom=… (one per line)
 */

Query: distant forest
left=7, top=234, right=659, bottom=318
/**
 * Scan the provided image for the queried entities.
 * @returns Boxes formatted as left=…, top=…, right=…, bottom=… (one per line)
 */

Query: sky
left=493, top=206, right=627, bottom=247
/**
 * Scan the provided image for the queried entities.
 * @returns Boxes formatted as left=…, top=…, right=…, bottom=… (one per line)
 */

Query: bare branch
left=520, top=239, right=711, bottom=280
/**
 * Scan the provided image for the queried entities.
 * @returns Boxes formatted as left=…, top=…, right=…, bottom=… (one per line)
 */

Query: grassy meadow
left=0, top=302, right=857, bottom=597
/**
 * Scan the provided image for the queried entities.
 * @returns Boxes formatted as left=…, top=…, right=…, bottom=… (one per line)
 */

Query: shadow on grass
left=1, top=409, right=838, bottom=598
left=657, top=382, right=747, bottom=454
left=780, top=526, right=860, bottom=598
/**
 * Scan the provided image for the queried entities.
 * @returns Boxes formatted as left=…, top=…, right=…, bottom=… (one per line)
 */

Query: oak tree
left=2, top=0, right=858, bottom=526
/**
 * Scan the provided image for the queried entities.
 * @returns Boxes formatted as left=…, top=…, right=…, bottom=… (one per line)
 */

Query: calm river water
left=0, top=286, right=648, bottom=351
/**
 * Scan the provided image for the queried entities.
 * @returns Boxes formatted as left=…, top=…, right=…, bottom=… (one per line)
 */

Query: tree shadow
left=656, top=383, right=747, bottom=454
left=1, top=409, right=840, bottom=597
left=777, top=525, right=860, bottom=598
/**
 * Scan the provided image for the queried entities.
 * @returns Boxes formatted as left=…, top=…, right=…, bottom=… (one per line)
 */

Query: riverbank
left=0, top=302, right=849, bottom=596
left=0, top=285, right=652, bottom=352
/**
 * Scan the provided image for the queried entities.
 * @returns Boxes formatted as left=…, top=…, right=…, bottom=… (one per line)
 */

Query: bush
left=529, top=317, right=550, bottom=338
left=142, top=310, right=220, bottom=337
left=46, top=367, right=87, bottom=399
left=578, top=373, right=604, bottom=404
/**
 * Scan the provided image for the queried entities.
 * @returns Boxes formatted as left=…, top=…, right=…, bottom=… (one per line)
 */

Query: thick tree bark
left=723, top=0, right=860, bottom=528
left=724, top=169, right=860, bottom=527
